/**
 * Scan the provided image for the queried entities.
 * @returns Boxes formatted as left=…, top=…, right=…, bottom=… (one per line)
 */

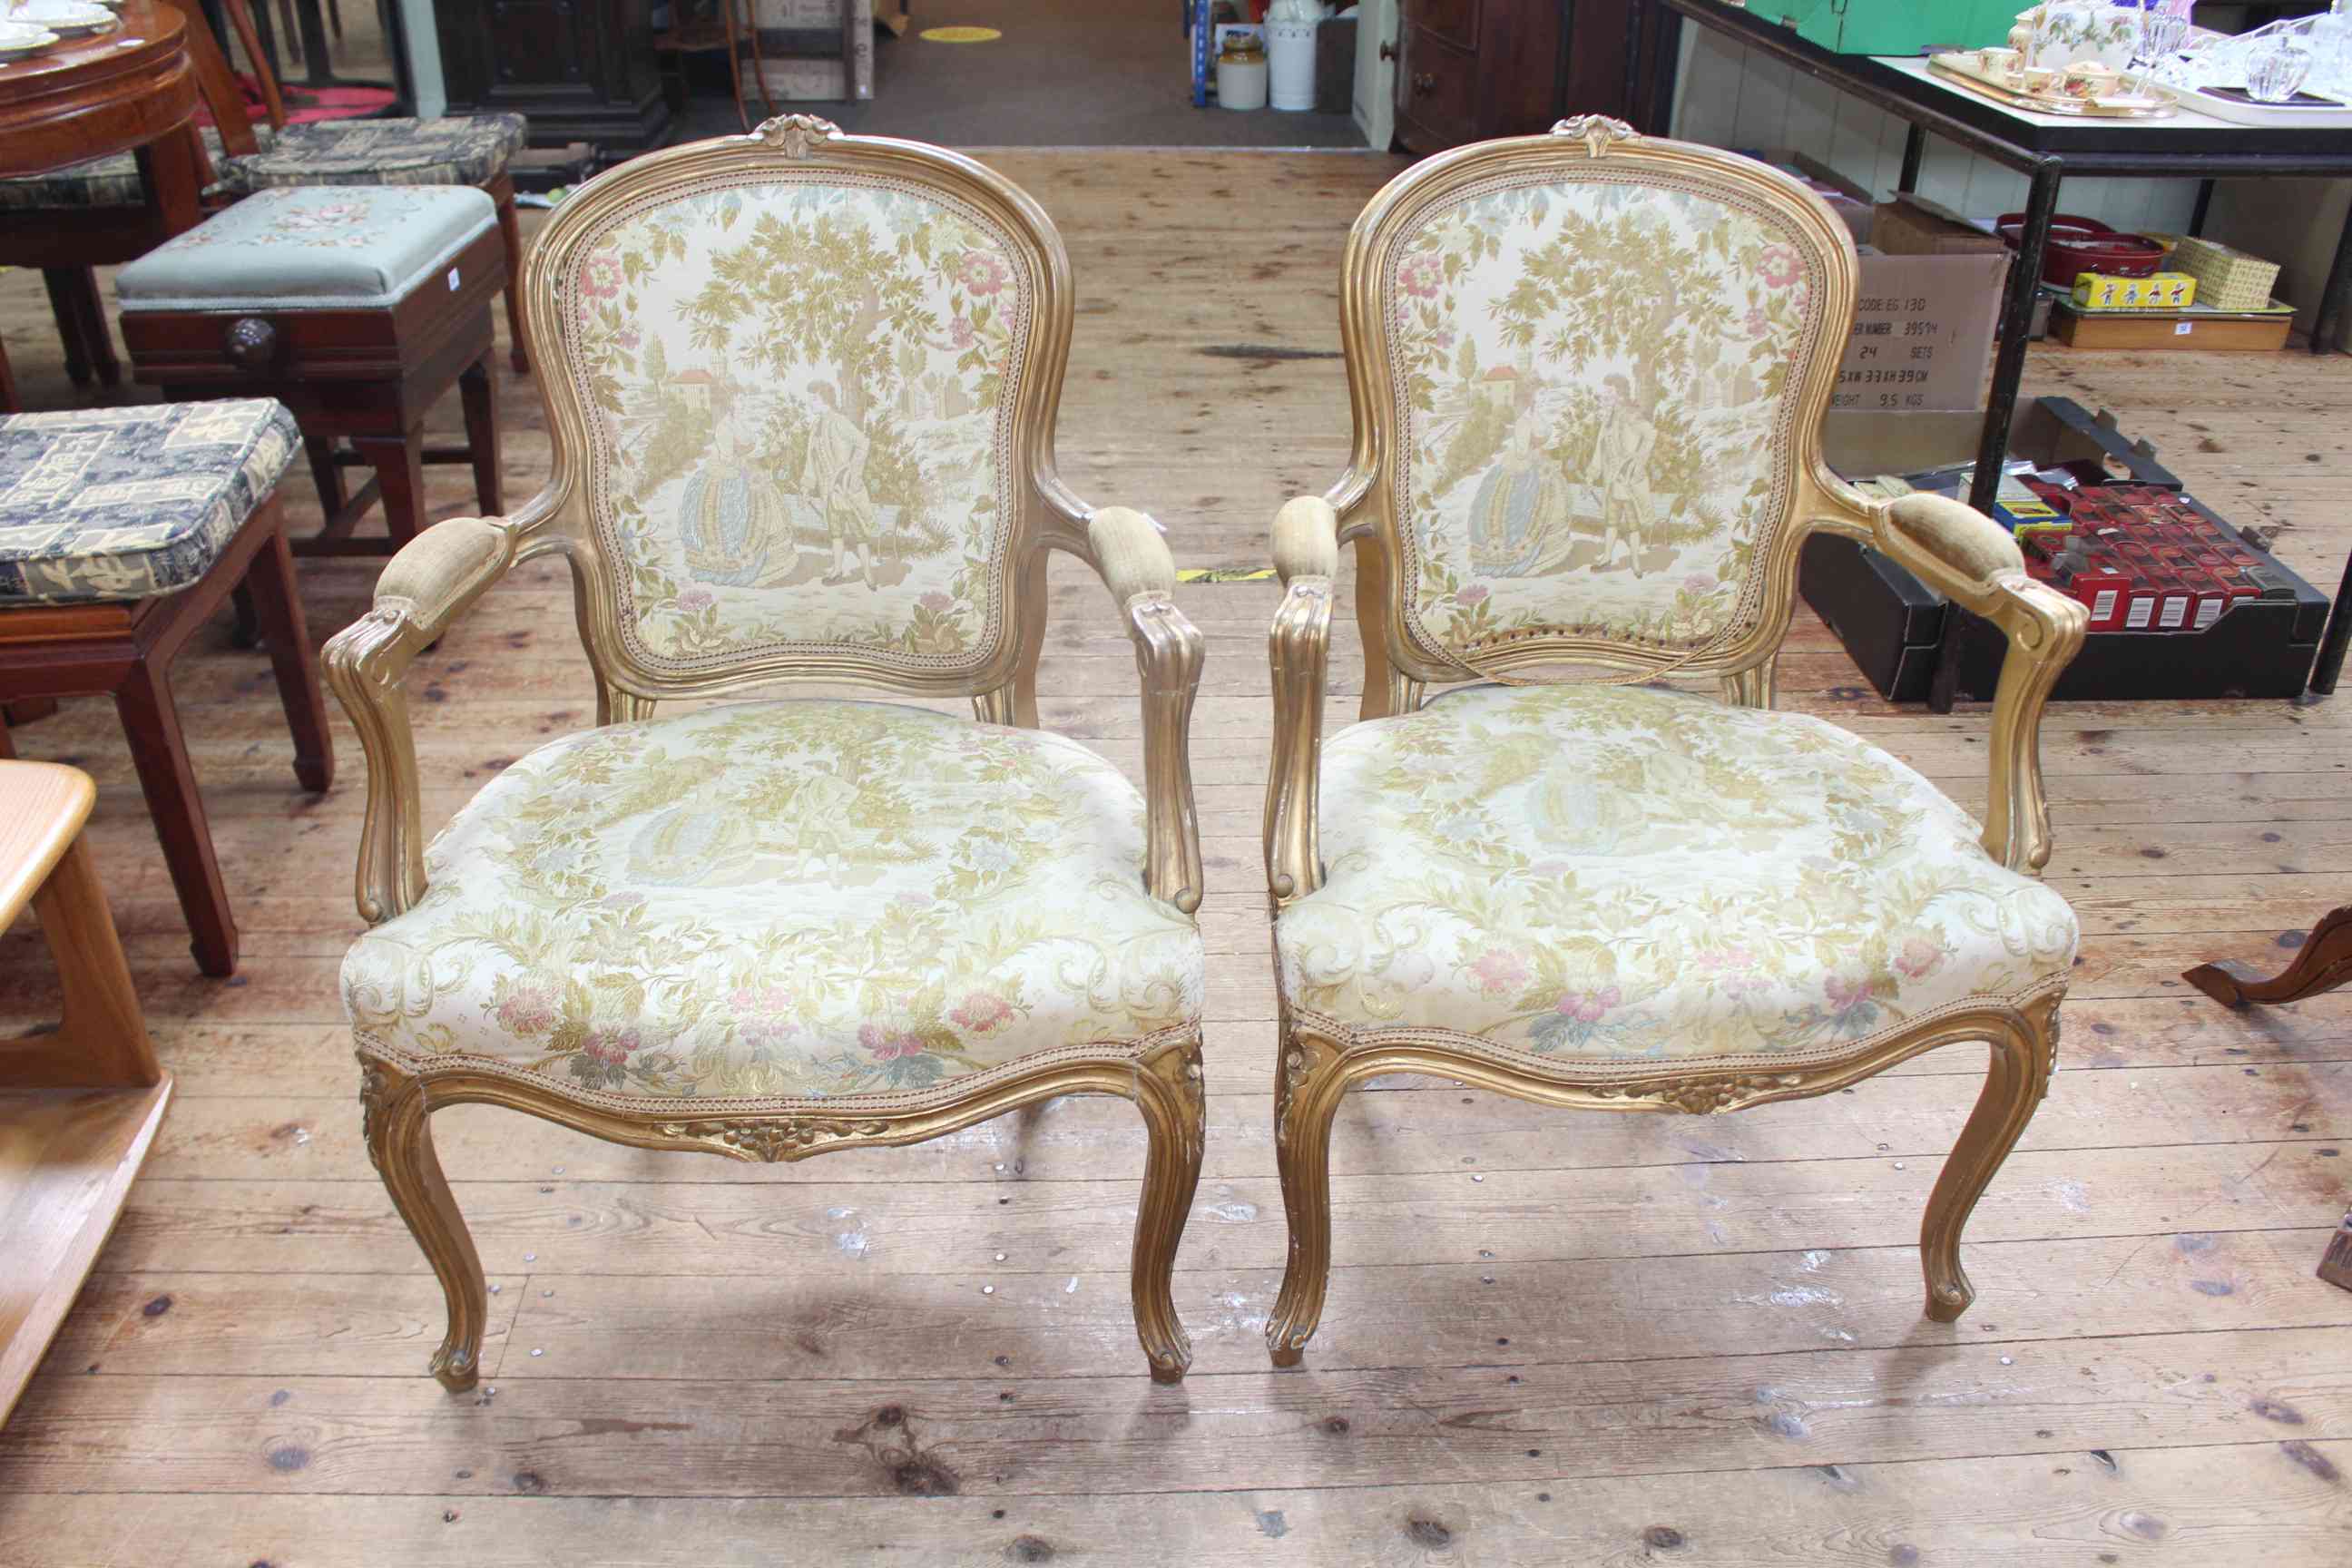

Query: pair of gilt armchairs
left=325, top=114, right=2082, bottom=1390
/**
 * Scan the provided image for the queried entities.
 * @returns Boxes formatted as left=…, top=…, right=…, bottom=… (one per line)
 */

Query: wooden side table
left=0, top=0, right=208, bottom=408
left=0, top=760, right=172, bottom=1426
left=0, top=399, right=332, bottom=977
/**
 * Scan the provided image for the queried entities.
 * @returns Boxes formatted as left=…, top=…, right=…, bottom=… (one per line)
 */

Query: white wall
left=1668, top=25, right=2204, bottom=234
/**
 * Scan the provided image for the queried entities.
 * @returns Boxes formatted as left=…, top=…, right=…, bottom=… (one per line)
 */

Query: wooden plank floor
left=3, top=150, right=2350, bottom=1565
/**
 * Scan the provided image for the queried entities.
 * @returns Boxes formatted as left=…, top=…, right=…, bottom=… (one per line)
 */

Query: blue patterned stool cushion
left=220, top=114, right=526, bottom=194
left=0, top=401, right=299, bottom=605
left=116, top=185, right=499, bottom=312
left=0, top=125, right=275, bottom=211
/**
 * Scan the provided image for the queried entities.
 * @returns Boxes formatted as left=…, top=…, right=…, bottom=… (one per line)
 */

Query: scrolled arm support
left=1087, top=507, right=1205, bottom=916
left=321, top=516, right=521, bottom=925
left=1267, top=495, right=1338, bottom=904
left=1869, top=493, right=2088, bottom=874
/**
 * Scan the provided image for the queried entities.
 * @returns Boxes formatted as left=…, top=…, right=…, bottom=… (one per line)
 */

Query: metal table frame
left=1626, top=0, right=2352, bottom=709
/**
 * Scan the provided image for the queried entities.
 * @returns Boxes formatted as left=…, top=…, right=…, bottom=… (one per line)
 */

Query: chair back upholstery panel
left=522, top=120, right=1070, bottom=697
left=1343, top=122, right=1857, bottom=681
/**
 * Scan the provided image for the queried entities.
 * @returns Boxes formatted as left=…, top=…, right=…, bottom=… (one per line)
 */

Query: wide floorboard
left=1, top=151, right=2348, bottom=1566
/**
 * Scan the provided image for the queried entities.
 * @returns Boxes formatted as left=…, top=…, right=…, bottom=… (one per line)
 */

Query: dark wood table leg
left=2322, top=1211, right=2352, bottom=1294
left=239, top=505, right=333, bottom=795
left=2181, top=911, right=2352, bottom=1295
left=459, top=351, right=503, bottom=516
left=491, top=178, right=529, bottom=375
left=64, top=268, right=120, bottom=387
left=0, top=337, right=17, bottom=415
left=133, top=124, right=207, bottom=240
left=54, top=268, right=120, bottom=389
left=304, top=432, right=349, bottom=523
left=42, top=269, right=96, bottom=388
left=2183, top=906, right=2352, bottom=1008
left=113, top=657, right=238, bottom=977
left=354, top=429, right=430, bottom=550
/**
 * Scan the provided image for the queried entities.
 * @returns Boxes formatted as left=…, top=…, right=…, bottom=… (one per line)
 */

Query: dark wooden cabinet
left=434, top=0, right=671, bottom=152
left=1395, top=0, right=1630, bottom=153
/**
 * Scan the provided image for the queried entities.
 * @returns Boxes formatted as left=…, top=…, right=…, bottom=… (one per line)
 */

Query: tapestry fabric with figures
left=560, top=173, right=1031, bottom=679
left=341, top=701, right=1205, bottom=1101
left=1277, top=684, right=2076, bottom=1062
left=1386, top=168, right=1828, bottom=660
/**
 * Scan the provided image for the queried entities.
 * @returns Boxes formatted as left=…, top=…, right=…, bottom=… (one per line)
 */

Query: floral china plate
left=5, top=1, right=114, bottom=34
left=0, top=19, right=59, bottom=54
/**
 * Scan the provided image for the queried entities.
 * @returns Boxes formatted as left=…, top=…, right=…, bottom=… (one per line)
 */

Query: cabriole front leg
left=1130, top=1038, right=1206, bottom=1383
left=360, top=1057, right=488, bottom=1391
left=1266, top=1024, right=1347, bottom=1367
left=1920, top=995, right=2059, bottom=1321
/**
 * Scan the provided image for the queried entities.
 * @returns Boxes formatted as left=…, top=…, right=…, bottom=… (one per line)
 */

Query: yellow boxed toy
left=2071, top=271, right=2198, bottom=311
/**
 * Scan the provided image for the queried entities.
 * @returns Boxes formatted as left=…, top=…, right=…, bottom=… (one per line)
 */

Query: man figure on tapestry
left=805, top=379, right=886, bottom=589
left=1592, top=374, right=1660, bottom=578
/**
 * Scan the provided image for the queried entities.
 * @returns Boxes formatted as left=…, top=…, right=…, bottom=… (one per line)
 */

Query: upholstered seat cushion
left=342, top=701, right=1206, bottom=1102
left=0, top=400, right=299, bottom=603
left=1277, top=684, right=2077, bottom=1065
left=0, top=125, right=274, bottom=211
left=115, top=185, right=498, bottom=311
left=219, top=114, right=525, bottom=194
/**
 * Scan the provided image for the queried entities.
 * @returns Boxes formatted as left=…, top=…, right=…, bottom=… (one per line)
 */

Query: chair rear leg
left=361, top=1059, right=488, bottom=1391
left=1130, top=1039, right=1205, bottom=1384
left=1266, top=1027, right=1348, bottom=1367
left=1920, top=997, right=2060, bottom=1321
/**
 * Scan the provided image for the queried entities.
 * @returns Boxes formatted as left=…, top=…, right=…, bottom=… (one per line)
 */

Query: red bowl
left=1995, top=212, right=2167, bottom=286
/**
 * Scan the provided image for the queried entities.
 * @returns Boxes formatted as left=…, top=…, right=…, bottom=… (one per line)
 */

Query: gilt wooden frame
left=323, top=116, right=1209, bottom=1386
left=1259, top=119, right=2086, bottom=1367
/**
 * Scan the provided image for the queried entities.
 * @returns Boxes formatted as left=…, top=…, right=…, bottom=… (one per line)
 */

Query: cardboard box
left=1873, top=194, right=2006, bottom=257
left=1800, top=398, right=2331, bottom=701
left=1739, top=148, right=1875, bottom=244
left=1822, top=398, right=2181, bottom=486
left=1835, top=250, right=2011, bottom=414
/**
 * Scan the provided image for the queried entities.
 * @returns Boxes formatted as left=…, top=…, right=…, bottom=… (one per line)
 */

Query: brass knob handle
left=1379, top=41, right=1397, bottom=61
left=224, top=317, right=276, bottom=369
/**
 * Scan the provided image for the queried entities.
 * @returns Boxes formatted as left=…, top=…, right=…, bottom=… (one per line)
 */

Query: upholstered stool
left=0, top=400, right=332, bottom=977
left=115, top=186, right=505, bottom=564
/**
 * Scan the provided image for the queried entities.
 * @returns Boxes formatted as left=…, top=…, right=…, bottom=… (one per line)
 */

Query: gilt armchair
left=1260, top=118, right=2086, bottom=1367
left=323, top=116, right=1209, bottom=1386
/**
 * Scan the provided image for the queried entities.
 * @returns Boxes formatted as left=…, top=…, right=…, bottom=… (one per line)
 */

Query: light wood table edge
left=0, top=760, right=92, bottom=929
left=1, top=759, right=171, bottom=1426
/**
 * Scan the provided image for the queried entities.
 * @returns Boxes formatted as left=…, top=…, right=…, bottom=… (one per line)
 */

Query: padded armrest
left=1273, top=495, right=1340, bottom=583
left=373, top=515, right=517, bottom=635
left=1084, top=506, right=1204, bottom=915
left=1089, top=506, right=1177, bottom=605
left=1864, top=494, right=2086, bottom=874
left=322, top=516, right=521, bottom=924
left=1884, top=493, right=2024, bottom=600
left=1265, top=496, right=1338, bottom=903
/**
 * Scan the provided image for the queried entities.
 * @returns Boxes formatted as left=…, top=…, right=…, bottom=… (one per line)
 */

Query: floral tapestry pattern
left=1277, top=685, right=2076, bottom=1061
left=561, top=175, right=1029, bottom=677
left=1386, top=172, right=1827, bottom=660
left=343, top=701, right=1204, bottom=1099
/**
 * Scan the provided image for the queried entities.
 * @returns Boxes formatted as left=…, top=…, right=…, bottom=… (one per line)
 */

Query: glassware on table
left=2130, top=5, right=2192, bottom=97
left=2314, top=9, right=2352, bottom=100
left=2245, top=29, right=2317, bottom=103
